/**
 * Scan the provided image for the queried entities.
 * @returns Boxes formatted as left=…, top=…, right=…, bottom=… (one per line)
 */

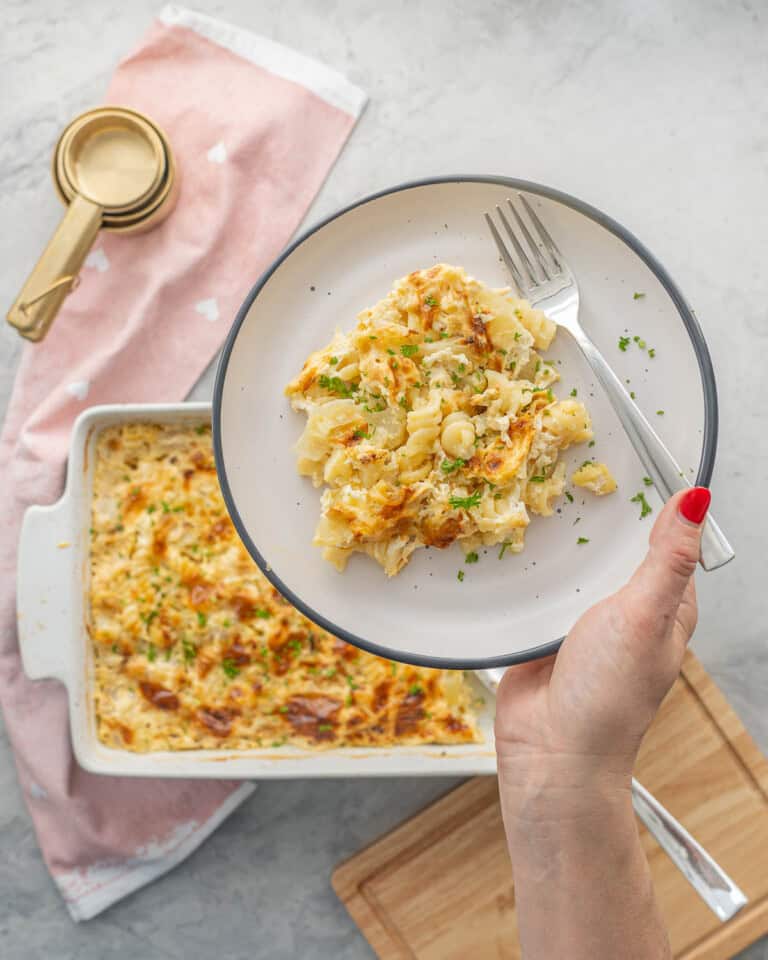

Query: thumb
left=627, top=487, right=710, bottom=614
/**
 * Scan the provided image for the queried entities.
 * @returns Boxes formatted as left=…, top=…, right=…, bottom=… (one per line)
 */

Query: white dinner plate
left=213, top=177, right=717, bottom=668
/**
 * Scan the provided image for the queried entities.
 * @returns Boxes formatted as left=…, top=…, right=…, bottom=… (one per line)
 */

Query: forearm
left=498, top=757, right=671, bottom=960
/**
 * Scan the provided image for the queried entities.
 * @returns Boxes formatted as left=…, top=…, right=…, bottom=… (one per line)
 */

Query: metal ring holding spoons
left=7, top=106, right=178, bottom=342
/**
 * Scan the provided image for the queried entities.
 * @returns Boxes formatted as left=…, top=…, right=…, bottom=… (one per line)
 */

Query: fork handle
left=567, top=328, right=734, bottom=571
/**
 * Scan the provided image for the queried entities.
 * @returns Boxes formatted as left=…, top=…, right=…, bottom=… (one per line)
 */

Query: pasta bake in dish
left=286, top=264, right=603, bottom=576
left=89, top=423, right=481, bottom=752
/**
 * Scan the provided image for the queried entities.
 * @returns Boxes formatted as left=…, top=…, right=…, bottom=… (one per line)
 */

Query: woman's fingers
left=626, top=488, right=709, bottom=621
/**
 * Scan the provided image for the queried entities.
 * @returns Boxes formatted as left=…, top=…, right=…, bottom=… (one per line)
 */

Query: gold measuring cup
left=7, top=107, right=178, bottom=342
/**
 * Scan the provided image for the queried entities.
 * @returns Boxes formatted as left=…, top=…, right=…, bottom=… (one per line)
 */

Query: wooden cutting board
left=333, top=653, right=768, bottom=960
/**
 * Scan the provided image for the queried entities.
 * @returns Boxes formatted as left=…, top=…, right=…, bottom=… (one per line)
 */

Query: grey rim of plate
left=212, top=175, right=718, bottom=670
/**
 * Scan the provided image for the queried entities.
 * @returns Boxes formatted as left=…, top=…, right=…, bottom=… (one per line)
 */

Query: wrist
left=497, top=747, right=634, bottom=830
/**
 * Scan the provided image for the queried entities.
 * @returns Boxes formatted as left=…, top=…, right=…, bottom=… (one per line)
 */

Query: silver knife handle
left=475, top=669, right=748, bottom=922
left=568, top=327, right=734, bottom=572
left=631, top=779, right=747, bottom=921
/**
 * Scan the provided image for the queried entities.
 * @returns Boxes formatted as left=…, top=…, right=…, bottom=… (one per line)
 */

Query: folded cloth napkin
left=0, top=4, right=365, bottom=921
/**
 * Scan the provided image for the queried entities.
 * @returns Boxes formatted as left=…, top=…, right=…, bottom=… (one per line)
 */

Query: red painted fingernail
left=679, top=487, right=711, bottom=525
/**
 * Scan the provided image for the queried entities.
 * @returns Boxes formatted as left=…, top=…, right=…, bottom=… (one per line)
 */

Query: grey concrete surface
left=1, top=0, right=767, bottom=957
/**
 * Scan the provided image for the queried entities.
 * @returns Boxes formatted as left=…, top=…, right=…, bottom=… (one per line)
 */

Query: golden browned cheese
left=89, top=423, right=481, bottom=752
left=285, top=264, right=607, bottom=576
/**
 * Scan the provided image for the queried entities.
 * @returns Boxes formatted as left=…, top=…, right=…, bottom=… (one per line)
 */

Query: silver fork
left=475, top=668, right=748, bottom=922
left=485, top=196, right=734, bottom=571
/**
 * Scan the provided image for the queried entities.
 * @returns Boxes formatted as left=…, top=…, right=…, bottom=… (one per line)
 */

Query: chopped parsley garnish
left=398, top=395, right=410, bottom=410
left=618, top=336, right=631, bottom=351
left=633, top=336, right=647, bottom=349
left=570, top=388, right=577, bottom=397
left=345, top=675, right=358, bottom=689
left=457, top=569, right=465, bottom=582
left=329, top=356, right=338, bottom=365
left=630, top=391, right=636, bottom=399
left=565, top=491, right=574, bottom=503
left=528, top=475, right=547, bottom=483
left=465, top=551, right=479, bottom=564
left=498, top=541, right=512, bottom=560
left=409, top=684, right=424, bottom=696
left=535, top=360, right=541, bottom=373
left=195, top=424, right=206, bottom=435
left=368, top=334, right=377, bottom=340
left=147, top=643, right=157, bottom=662
left=648, top=348, right=656, bottom=359
left=141, top=609, right=158, bottom=627
left=439, top=331, right=449, bottom=339
left=424, top=295, right=438, bottom=307
left=630, top=491, right=653, bottom=519
left=161, top=501, right=170, bottom=513
left=386, top=348, right=396, bottom=355
left=147, top=504, right=156, bottom=514
left=182, top=638, right=197, bottom=662
left=390, top=662, right=398, bottom=676
left=633, top=292, right=646, bottom=300
left=318, top=374, right=358, bottom=398
left=111, top=643, right=119, bottom=654
left=440, top=458, right=466, bottom=475
left=656, top=409, right=665, bottom=416
left=288, top=639, right=302, bottom=653
left=255, top=608, right=271, bottom=619
left=642, top=476, right=653, bottom=487
left=580, top=459, right=594, bottom=469
left=449, top=490, right=482, bottom=510
left=352, top=427, right=371, bottom=440
left=196, top=611, right=207, bottom=627
left=514, top=331, right=522, bottom=341
left=577, top=537, right=590, bottom=545
left=222, top=658, right=240, bottom=679
left=278, top=705, right=289, bottom=714
left=400, top=344, right=419, bottom=357
left=317, top=723, right=333, bottom=732
left=588, top=440, right=596, bottom=448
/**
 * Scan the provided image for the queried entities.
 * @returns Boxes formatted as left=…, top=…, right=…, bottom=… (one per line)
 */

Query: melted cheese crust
left=286, top=264, right=598, bottom=576
left=89, top=423, right=480, bottom=752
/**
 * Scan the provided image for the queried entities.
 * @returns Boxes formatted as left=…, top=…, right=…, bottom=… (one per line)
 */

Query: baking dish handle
left=17, top=499, right=74, bottom=685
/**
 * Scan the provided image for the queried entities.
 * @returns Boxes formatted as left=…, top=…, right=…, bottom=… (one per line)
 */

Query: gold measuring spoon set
left=7, top=107, right=178, bottom=342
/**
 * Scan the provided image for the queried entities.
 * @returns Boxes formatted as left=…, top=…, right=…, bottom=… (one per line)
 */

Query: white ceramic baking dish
left=17, top=402, right=496, bottom=778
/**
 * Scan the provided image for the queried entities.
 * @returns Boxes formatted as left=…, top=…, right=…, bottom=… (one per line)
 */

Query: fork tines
left=485, top=195, right=563, bottom=295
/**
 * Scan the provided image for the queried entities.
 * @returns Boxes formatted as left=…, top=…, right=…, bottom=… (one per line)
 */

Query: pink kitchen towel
left=0, top=5, right=365, bottom=921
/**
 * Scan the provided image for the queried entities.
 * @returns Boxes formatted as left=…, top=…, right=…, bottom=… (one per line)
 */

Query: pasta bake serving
left=286, top=264, right=612, bottom=576
left=89, top=423, right=480, bottom=752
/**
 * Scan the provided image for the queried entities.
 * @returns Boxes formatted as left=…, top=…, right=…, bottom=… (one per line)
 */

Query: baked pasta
left=286, top=263, right=599, bottom=576
left=89, top=423, right=480, bottom=752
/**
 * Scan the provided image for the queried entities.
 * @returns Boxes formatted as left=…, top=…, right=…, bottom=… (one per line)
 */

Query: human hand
left=495, top=487, right=711, bottom=809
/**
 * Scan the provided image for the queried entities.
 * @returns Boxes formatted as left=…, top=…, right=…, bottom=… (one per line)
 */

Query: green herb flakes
left=221, top=658, right=239, bottom=679
left=318, top=374, right=358, bottom=398
left=449, top=490, right=482, bottom=510
left=440, top=458, right=466, bottom=475
left=630, top=491, right=653, bottom=519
